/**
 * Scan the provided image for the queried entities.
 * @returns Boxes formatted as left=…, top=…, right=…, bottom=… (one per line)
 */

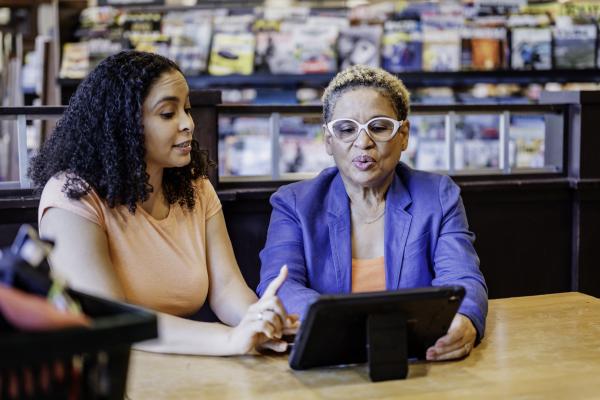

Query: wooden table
left=126, top=292, right=600, bottom=399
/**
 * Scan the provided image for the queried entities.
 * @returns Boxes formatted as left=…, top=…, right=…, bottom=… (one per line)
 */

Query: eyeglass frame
left=324, top=117, right=405, bottom=143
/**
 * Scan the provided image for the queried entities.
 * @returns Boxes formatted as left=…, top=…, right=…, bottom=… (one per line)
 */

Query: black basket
left=0, top=290, right=158, bottom=399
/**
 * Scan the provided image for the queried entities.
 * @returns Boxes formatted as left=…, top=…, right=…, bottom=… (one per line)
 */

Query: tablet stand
left=367, top=313, right=408, bottom=382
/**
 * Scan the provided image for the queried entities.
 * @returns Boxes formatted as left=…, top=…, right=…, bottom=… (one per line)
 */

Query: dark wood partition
left=539, top=91, right=600, bottom=297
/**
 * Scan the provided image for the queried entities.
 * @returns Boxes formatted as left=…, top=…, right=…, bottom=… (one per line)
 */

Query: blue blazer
left=257, top=163, right=488, bottom=338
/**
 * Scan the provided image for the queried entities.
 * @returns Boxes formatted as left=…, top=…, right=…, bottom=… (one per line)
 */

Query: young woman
left=30, top=51, right=295, bottom=355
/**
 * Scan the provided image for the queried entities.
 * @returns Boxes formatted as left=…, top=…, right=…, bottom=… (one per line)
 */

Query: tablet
left=288, top=285, right=465, bottom=380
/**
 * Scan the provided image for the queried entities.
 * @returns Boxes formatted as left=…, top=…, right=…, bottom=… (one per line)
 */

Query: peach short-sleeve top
left=38, top=175, right=221, bottom=316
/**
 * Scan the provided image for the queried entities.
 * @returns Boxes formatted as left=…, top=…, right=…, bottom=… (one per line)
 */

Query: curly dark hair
left=29, top=50, right=213, bottom=213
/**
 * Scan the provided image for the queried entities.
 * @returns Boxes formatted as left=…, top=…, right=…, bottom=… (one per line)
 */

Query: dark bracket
left=367, top=313, right=408, bottom=382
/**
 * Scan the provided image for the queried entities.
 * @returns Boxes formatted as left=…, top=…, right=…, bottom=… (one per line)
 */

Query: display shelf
left=58, top=69, right=600, bottom=92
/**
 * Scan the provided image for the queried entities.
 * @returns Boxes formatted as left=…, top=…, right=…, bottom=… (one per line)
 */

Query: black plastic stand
left=367, top=313, right=408, bottom=382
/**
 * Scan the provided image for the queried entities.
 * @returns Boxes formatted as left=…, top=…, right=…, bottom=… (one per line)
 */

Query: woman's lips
left=173, top=140, right=192, bottom=154
left=352, top=155, right=376, bottom=171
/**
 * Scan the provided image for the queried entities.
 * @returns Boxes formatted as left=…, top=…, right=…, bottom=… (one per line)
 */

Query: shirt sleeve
left=199, top=179, right=222, bottom=220
left=38, top=175, right=105, bottom=229
left=258, top=186, right=321, bottom=318
left=431, top=174, right=488, bottom=341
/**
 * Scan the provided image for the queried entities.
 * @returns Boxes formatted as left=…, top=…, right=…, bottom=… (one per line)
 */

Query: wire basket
left=0, top=289, right=157, bottom=399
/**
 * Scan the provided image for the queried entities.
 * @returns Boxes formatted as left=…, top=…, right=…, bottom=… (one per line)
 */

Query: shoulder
left=194, top=177, right=216, bottom=196
left=396, top=163, right=461, bottom=212
left=39, top=173, right=106, bottom=227
left=397, top=163, right=456, bottom=196
left=40, top=173, right=101, bottom=204
left=192, top=177, right=221, bottom=216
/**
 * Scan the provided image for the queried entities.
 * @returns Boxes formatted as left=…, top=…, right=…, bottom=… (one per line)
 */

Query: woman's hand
left=426, top=313, right=477, bottom=361
left=227, top=265, right=297, bottom=355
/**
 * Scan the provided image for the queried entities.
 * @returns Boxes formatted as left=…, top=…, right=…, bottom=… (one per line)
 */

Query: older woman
left=258, top=65, right=487, bottom=361
left=30, top=51, right=295, bottom=356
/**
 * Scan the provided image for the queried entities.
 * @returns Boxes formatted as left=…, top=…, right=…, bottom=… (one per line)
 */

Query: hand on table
left=228, top=265, right=299, bottom=355
left=426, top=313, right=476, bottom=361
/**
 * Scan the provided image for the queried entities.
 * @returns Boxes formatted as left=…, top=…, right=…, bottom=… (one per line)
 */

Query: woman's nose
left=354, top=128, right=374, bottom=148
left=180, top=114, right=193, bottom=134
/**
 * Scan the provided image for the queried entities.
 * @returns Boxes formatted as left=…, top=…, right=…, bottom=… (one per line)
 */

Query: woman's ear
left=324, top=125, right=334, bottom=156
left=400, top=119, right=410, bottom=151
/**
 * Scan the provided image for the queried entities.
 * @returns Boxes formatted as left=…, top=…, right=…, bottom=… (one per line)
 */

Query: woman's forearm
left=210, top=280, right=258, bottom=327
left=134, top=312, right=238, bottom=356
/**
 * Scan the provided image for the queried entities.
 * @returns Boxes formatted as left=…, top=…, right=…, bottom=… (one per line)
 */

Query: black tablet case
left=289, top=285, right=465, bottom=379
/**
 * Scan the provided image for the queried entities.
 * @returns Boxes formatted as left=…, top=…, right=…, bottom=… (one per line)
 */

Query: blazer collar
left=326, top=171, right=350, bottom=218
left=326, top=172, right=352, bottom=292
left=386, top=165, right=413, bottom=211
left=384, top=169, right=413, bottom=289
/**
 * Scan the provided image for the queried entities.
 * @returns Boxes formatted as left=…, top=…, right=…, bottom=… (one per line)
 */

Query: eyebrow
left=336, top=114, right=395, bottom=121
left=152, top=96, right=181, bottom=109
left=369, top=114, right=394, bottom=119
left=152, top=96, right=189, bottom=110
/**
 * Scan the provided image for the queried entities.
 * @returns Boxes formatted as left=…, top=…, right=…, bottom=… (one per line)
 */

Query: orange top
left=38, top=175, right=221, bottom=316
left=351, top=256, right=385, bottom=293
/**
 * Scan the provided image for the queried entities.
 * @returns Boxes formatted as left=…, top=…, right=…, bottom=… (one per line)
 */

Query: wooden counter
left=126, top=292, right=600, bottom=399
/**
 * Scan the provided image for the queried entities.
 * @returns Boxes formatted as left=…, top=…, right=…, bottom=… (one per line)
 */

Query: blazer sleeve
left=257, top=187, right=321, bottom=318
left=431, top=175, right=488, bottom=340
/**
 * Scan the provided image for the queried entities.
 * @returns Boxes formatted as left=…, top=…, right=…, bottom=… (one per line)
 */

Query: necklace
left=352, top=207, right=386, bottom=224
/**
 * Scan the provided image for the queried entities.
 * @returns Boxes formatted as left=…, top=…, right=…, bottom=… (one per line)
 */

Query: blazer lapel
left=384, top=172, right=413, bottom=290
left=327, top=173, right=352, bottom=293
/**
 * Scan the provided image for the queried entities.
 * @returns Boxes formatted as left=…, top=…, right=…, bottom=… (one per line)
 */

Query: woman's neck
left=141, top=166, right=169, bottom=218
left=344, top=172, right=394, bottom=214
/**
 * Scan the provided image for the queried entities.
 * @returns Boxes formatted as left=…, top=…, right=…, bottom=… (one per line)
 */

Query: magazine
left=553, top=24, right=596, bottom=69
left=382, top=20, right=422, bottom=72
left=268, top=21, right=339, bottom=74
left=338, top=24, right=382, bottom=69
left=253, top=18, right=280, bottom=73
left=421, top=8, right=463, bottom=71
left=160, top=11, right=213, bottom=74
left=511, top=27, right=552, bottom=70
left=208, top=32, right=255, bottom=75
left=59, top=42, right=89, bottom=79
left=474, top=0, right=526, bottom=16
left=423, top=28, right=461, bottom=71
left=261, top=6, right=309, bottom=22
left=213, top=14, right=255, bottom=33
left=462, top=27, right=507, bottom=70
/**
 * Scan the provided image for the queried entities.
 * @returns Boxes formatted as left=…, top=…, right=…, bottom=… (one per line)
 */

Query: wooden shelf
left=58, top=69, right=600, bottom=91
left=0, top=0, right=51, bottom=6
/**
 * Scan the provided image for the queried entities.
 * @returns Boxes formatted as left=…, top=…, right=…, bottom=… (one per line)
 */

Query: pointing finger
left=262, top=265, right=288, bottom=298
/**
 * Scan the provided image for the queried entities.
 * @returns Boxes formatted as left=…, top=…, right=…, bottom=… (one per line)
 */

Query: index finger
left=262, top=265, right=288, bottom=298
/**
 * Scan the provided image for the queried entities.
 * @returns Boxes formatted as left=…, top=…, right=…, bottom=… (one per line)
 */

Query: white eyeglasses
left=325, top=117, right=404, bottom=143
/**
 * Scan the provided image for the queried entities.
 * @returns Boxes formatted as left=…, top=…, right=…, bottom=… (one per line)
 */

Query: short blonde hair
left=322, top=65, right=410, bottom=122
